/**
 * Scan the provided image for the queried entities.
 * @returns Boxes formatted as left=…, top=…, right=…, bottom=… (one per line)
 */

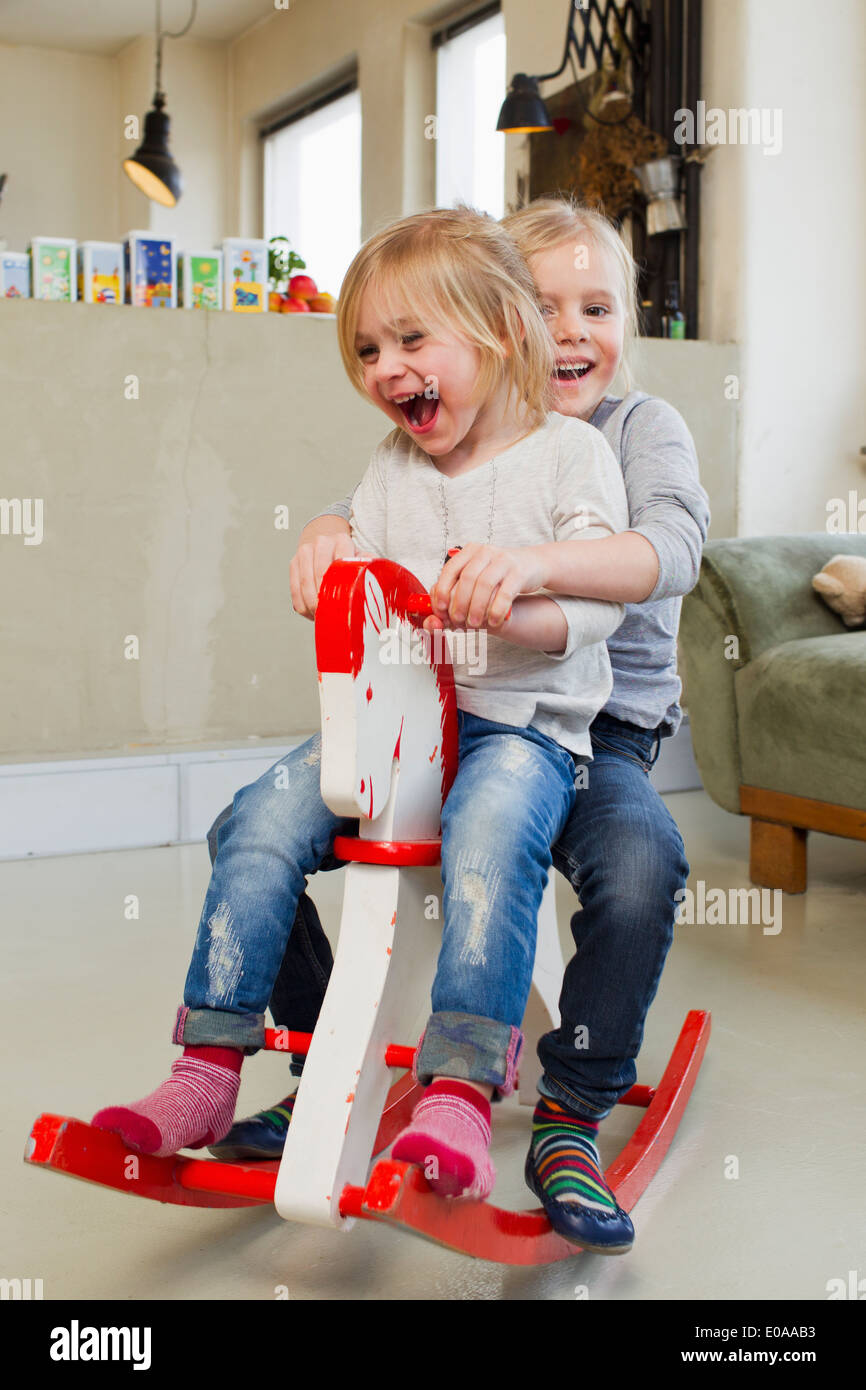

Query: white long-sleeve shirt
left=347, top=412, right=629, bottom=758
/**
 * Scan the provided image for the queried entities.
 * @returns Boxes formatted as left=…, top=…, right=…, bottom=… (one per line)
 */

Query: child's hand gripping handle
left=405, top=548, right=461, bottom=624
left=406, top=549, right=512, bottom=627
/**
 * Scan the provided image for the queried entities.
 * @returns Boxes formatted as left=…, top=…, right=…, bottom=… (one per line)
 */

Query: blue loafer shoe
left=524, top=1149, right=634, bottom=1255
left=207, top=1096, right=295, bottom=1162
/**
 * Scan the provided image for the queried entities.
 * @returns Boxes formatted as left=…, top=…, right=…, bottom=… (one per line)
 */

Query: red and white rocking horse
left=25, top=557, right=710, bottom=1264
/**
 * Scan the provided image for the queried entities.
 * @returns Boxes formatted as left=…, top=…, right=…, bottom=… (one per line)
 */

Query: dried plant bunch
left=578, top=113, right=668, bottom=219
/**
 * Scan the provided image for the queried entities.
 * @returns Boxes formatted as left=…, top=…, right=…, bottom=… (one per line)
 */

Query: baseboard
left=0, top=739, right=305, bottom=861
left=0, top=717, right=703, bottom=862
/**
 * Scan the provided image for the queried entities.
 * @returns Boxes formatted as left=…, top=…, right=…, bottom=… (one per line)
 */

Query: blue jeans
left=539, top=712, right=688, bottom=1119
left=215, top=712, right=688, bottom=1109
left=181, top=712, right=576, bottom=1093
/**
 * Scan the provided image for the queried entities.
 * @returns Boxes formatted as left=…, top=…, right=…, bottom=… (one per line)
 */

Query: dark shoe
left=207, top=1095, right=295, bottom=1162
left=524, top=1148, right=634, bottom=1255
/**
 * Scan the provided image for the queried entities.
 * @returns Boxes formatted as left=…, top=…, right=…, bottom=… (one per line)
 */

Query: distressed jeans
left=181, top=711, right=576, bottom=1094
left=222, top=711, right=688, bottom=1113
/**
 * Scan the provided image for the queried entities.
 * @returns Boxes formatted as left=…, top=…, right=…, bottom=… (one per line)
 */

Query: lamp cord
left=155, top=0, right=198, bottom=95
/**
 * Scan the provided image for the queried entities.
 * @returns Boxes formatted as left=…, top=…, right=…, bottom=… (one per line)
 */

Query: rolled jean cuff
left=414, top=1010, right=523, bottom=1099
left=537, top=1071, right=613, bottom=1122
left=172, top=1005, right=265, bottom=1055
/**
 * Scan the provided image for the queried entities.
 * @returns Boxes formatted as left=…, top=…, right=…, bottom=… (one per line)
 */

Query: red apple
left=281, top=295, right=311, bottom=312
left=289, top=274, right=318, bottom=300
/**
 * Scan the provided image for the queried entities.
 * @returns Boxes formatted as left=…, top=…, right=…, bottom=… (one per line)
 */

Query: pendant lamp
left=123, top=1, right=197, bottom=207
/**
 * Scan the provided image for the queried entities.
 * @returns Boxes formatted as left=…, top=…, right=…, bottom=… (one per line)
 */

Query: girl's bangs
left=366, top=254, right=470, bottom=346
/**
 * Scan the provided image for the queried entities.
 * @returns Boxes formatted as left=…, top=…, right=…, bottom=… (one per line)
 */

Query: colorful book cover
left=185, top=254, right=221, bottom=309
left=82, top=246, right=122, bottom=305
left=32, top=243, right=74, bottom=301
left=1, top=254, right=30, bottom=299
left=128, top=238, right=174, bottom=308
left=225, top=244, right=267, bottom=313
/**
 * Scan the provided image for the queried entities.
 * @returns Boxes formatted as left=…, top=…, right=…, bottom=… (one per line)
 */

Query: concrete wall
left=0, top=298, right=736, bottom=758
left=0, top=299, right=379, bottom=758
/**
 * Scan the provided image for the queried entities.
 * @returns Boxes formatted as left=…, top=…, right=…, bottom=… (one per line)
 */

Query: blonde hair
left=336, top=205, right=554, bottom=427
left=502, top=197, right=639, bottom=392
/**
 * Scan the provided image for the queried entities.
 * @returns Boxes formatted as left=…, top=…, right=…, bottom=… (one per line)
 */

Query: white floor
left=3, top=789, right=865, bottom=1302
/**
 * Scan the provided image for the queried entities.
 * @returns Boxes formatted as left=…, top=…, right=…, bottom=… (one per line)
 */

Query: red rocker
left=25, top=557, right=710, bottom=1265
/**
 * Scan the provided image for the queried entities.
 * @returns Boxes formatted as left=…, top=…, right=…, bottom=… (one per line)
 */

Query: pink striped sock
left=391, top=1080, right=495, bottom=1199
left=92, top=1046, right=242, bottom=1158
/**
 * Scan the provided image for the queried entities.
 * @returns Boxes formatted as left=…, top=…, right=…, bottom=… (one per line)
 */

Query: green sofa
left=680, top=534, right=866, bottom=891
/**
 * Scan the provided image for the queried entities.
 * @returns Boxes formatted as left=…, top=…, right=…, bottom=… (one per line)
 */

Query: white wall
left=0, top=34, right=229, bottom=252
left=0, top=43, right=119, bottom=247
left=735, top=0, right=866, bottom=535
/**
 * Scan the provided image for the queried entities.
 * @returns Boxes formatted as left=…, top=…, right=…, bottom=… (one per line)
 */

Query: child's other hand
left=430, top=544, right=545, bottom=630
left=290, top=532, right=357, bottom=620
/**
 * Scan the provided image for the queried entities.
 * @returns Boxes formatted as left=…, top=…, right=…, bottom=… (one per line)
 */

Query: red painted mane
left=315, top=557, right=459, bottom=807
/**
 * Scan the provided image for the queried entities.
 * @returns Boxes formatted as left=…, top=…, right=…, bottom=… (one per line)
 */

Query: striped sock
left=255, top=1095, right=296, bottom=1131
left=391, top=1079, right=495, bottom=1199
left=92, top=1045, right=242, bottom=1158
left=530, top=1096, right=618, bottom=1214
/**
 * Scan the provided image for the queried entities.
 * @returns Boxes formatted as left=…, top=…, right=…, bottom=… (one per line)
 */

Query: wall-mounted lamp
left=497, top=0, right=648, bottom=134
left=496, top=73, right=554, bottom=134
left=123, top=0, right=197, bottom=207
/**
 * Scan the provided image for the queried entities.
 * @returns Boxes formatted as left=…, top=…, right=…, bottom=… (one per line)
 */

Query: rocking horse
left=25, top=557, right=710, bottom=1264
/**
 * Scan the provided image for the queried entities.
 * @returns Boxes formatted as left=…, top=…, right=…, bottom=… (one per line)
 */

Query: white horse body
left=275, top=564, right=562, bottom=1229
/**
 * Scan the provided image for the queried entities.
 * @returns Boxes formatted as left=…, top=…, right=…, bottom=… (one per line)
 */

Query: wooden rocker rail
left=25, top=1010, right=710, bottom=1264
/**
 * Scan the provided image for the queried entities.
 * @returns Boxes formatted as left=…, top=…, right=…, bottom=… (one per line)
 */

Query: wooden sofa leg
left=749, top=819, right=807, bottom=893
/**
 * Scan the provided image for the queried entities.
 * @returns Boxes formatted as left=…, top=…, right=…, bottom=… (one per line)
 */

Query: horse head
left=315, top=558, right=458, bottom=841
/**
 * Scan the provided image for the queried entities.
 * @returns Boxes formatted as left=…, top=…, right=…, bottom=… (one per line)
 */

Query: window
left=263, top=83, right=361, bottom=297
left=434, top=6, right=506, bottom=218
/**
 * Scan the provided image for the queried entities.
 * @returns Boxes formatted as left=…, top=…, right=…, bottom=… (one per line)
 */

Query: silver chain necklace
left=438, top=459, right=497, bottom=567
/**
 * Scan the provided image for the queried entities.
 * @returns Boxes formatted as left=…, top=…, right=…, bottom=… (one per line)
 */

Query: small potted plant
left=268, top=236, right=306, bottom=311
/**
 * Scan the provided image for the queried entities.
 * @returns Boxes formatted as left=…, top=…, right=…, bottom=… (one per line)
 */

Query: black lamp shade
left=496, top=74, right=553, bottom=133
left=123, top=95, right=182, bottom=207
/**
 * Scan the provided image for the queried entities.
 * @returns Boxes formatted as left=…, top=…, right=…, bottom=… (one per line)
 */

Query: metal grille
left=568, top=0, right=649, bottom=73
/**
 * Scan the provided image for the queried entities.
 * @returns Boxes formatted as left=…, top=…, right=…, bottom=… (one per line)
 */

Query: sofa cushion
left=736, top=632, right=866, bottom=809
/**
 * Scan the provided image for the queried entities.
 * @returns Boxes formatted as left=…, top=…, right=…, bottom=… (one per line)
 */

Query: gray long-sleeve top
left=306, top=392, right=710, bottom=736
